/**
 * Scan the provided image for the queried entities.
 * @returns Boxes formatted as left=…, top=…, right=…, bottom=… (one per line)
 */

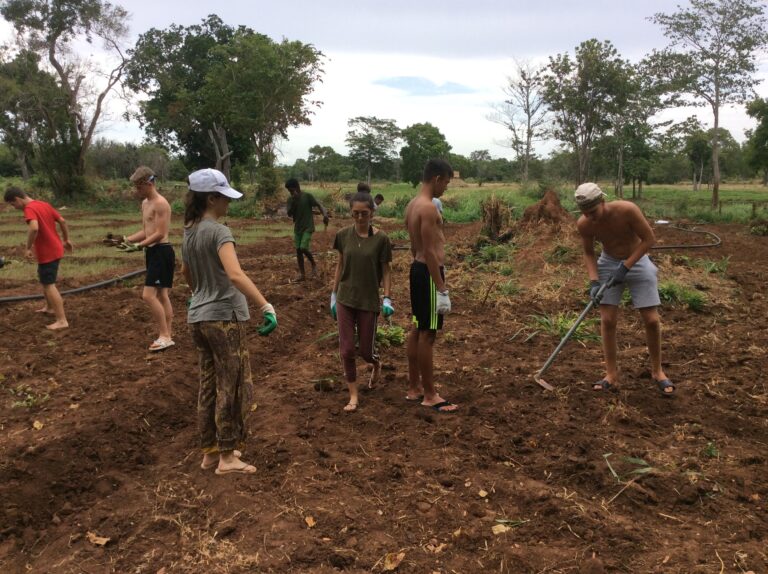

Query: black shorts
left=38, top=259, right=60, bottom=285
left=410, top=261, right=444, bottom=331
left=145, top=244, right=175, bottom=288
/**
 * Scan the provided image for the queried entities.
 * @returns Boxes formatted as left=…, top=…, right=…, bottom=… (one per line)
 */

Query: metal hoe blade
left=532, top=282, right=610, bottom=390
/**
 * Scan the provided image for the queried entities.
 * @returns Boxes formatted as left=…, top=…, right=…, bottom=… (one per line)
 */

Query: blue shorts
left=37, top=259, right=60, bottom=285
left=598, top=253, right=661, bottom=309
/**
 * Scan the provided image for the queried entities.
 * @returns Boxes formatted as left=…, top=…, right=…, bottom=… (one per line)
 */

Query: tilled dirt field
left=0, top=217, right=766, bottom=573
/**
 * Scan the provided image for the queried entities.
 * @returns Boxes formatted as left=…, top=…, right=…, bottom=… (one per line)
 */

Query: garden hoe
left=533, top=281, right=611, bottom=391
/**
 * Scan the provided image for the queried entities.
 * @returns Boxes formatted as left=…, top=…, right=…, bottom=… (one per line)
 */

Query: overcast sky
left=2, top=0, right=768, bottom=164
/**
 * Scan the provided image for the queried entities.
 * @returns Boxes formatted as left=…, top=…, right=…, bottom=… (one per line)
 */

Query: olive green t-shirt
left=333, top=226, right=393, bottom=313
left=287, top=192, right=320, bottom=234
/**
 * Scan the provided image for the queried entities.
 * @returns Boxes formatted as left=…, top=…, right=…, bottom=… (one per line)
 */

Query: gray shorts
left=598, top=253, right=661, bottom=309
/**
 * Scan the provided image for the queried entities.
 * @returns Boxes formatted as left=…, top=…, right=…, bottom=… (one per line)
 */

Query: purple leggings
left=337, top=302, right=379, bottom=382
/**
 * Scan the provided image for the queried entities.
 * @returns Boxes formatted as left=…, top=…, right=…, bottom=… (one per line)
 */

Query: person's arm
left=332, top=251, right=343, bottom=293
left=381, top=261, right=392, bottom=298
left=218, top=242, right=268, bottom=308
left=419, top=206, right=446, bottom=292
left=138, top=202, right=170, bottom=247
left=312, top=195, right=329, bottom=224
left=57, top=217, right=74, bottom=252
left=287, top=195, right=296, bottom=219
left=623, top=205, right=656, bottom=269
left=577, top=218, right=599, bottom=281
left=25, top=219, right=38, bottom=258
left=181, top=261, right=194, bottom=291
left=125, top=204, right=148, bottom=243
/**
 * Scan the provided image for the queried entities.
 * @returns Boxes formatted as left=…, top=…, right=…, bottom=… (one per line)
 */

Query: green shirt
left=287, top=192, right=321, bottom=234
left=334, top=226, right=393, bottom=313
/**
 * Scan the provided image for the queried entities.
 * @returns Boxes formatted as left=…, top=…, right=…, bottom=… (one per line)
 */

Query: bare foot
left=406, top=386, right=424, bottom=401
left=293, top=274, right=306, bottom=282
left=201, top=450, right=241, bottom=470
left=35, top=307, right=54, bottom=314
left=343, top=401, right=358, bottom=412
left=46, top=320, right=69, bottom=331
left=421, top=394, right=458, bottom=412
left=368, top=362, right=381, bottom=389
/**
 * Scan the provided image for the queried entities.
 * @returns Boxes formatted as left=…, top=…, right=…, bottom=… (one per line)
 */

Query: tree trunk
left=763, top=169, right=768, bottom=186
left=632, top=178, right=636, bottom=198
left=638, top=179, right=643, bottom=199
left=17, top=151, right=29, bottom=180
left=208, top=123, right=233, bottom=180
left=615, top=146, right=624, bottom=198
left=711, top=106, right=720, bottom=207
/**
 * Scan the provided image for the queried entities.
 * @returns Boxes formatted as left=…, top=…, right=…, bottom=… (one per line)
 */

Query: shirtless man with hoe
left=404, top=158, right=458, bottom=412
left=575, top=182, right=674, bottom=396
left=118, top=167, right=176, bottom=351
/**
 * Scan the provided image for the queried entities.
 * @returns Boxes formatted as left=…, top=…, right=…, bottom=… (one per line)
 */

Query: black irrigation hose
left=0, top=268, right=146, bottom=304
left=650, top=223, right=722, bottom=250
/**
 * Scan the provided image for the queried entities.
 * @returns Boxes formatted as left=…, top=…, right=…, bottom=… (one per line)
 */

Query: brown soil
left=520, top=190, right=573, bottom=226
left=1, top=219, right=767, bottom=573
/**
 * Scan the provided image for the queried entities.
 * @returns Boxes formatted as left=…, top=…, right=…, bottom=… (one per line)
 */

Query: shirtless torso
left=577, top=200, right=655, bottom=272
left=140, top=193, right=171, bottom=246
left=405, top=183, right=447, bottom=290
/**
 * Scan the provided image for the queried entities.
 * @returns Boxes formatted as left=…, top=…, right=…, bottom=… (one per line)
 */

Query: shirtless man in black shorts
left=404, top=158, right=458, bottom=413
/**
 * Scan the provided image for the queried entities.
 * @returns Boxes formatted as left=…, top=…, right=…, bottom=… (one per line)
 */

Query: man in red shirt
left=4, top=186, right=73, bottom=330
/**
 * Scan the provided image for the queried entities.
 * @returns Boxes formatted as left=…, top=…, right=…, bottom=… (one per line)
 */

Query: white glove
left=436, top=290, right=451, bottom=315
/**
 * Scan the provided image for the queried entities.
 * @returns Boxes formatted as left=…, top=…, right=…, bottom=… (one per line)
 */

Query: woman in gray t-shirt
left=180, top=168, right=278, bottom=475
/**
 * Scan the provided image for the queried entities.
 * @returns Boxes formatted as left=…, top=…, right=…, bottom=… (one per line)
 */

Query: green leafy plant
left=528, top=312, right=600, bottom=342
left=658, top=281, right=706, bottom=311
left=9, top=385, right=49, bottom=409
left=388, top=229, right=409, bottom=241
left=702, top=441, right=720, bottom=459
left=376, top=324, right=406, bottom=347
left=497, top=280, right=521, bottom=296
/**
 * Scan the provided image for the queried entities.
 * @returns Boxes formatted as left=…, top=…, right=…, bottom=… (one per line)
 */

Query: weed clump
left=658, top=281, right=706, bottom=311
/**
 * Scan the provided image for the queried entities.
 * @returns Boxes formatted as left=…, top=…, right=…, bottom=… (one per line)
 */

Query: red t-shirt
left=23, top=200, right=64, bottom=264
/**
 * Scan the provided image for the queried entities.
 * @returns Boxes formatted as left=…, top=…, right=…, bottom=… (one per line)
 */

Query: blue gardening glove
left=382, top=296, right=394, bottom=317
left=589, top=280, right=602, bottom=302
left=608, top=262, right=629, bottom=287
left=330, top=292, right=337, bottom=320
left=258, top=303, right=277, bottom=336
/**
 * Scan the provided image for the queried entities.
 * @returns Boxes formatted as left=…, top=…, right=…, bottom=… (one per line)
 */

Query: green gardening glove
left=258, top=303, right=278, bottom=336
left=117, top=240, right=143, bottom=253
left=382, top=297, right=394, bottom=318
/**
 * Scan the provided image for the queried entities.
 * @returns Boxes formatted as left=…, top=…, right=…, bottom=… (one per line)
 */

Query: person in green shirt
left=330, top=192, right=394, bottom=412
left=286, top=178, right=329, bottom=281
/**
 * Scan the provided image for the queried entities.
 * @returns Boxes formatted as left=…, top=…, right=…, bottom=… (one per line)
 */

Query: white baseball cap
left=574, top=182, right=606, bottom=208
left=188, top=168, right=242, bottom=199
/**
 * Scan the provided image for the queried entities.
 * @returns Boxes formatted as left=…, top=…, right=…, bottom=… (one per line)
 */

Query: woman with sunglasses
left=330, top=192, right=394, bottom=412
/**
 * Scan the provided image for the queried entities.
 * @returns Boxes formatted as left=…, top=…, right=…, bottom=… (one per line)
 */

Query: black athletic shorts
left=38, top=259, right=60, bottom=286
left=145, top=243, right=175, bottom=288
left=410, top=261, right=444, bottom=331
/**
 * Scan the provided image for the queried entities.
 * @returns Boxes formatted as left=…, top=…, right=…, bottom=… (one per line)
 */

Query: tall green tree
left=399, top=123, right=451, bottom=187
left=1, top=0, right=129, bottom=197
left=541, top=39, right=633, bottom=185
left=488, top=60, right=548, bottom=183
left=126, top=15, right=323, bottom=194
left=345, top=116, right=400, bottom=183
left=648, top=0, right=768, bottom=206
left=745, top=98, right=768, bottom=184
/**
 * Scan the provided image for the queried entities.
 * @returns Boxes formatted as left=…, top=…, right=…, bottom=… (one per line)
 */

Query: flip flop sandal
left=215, top=464, right=257, bottom=475
left=149, top=338, right=175, bottom=352
left=426, top=400, right=458, bottom=413
left=592, top=379, right=615, bottom=392
left=201, top=450, right=242, bottom=470
left=655, top=378, right=675, bottom=397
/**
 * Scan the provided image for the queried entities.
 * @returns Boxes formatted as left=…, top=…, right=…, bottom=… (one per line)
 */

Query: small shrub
left=749, top=221, right=768, bottom=236
left=498, top=264, right=514, bottom=276
left=695, top=256, right=730, bottom=274
left=658, top=281, right=706, bottom=311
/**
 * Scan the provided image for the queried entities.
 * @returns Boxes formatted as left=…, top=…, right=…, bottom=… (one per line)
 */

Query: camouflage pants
left=191, top=320, right=253, bottom=453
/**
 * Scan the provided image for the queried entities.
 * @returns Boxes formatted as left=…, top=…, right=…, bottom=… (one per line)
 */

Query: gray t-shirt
left=182, top=218, right=249, bottom=323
